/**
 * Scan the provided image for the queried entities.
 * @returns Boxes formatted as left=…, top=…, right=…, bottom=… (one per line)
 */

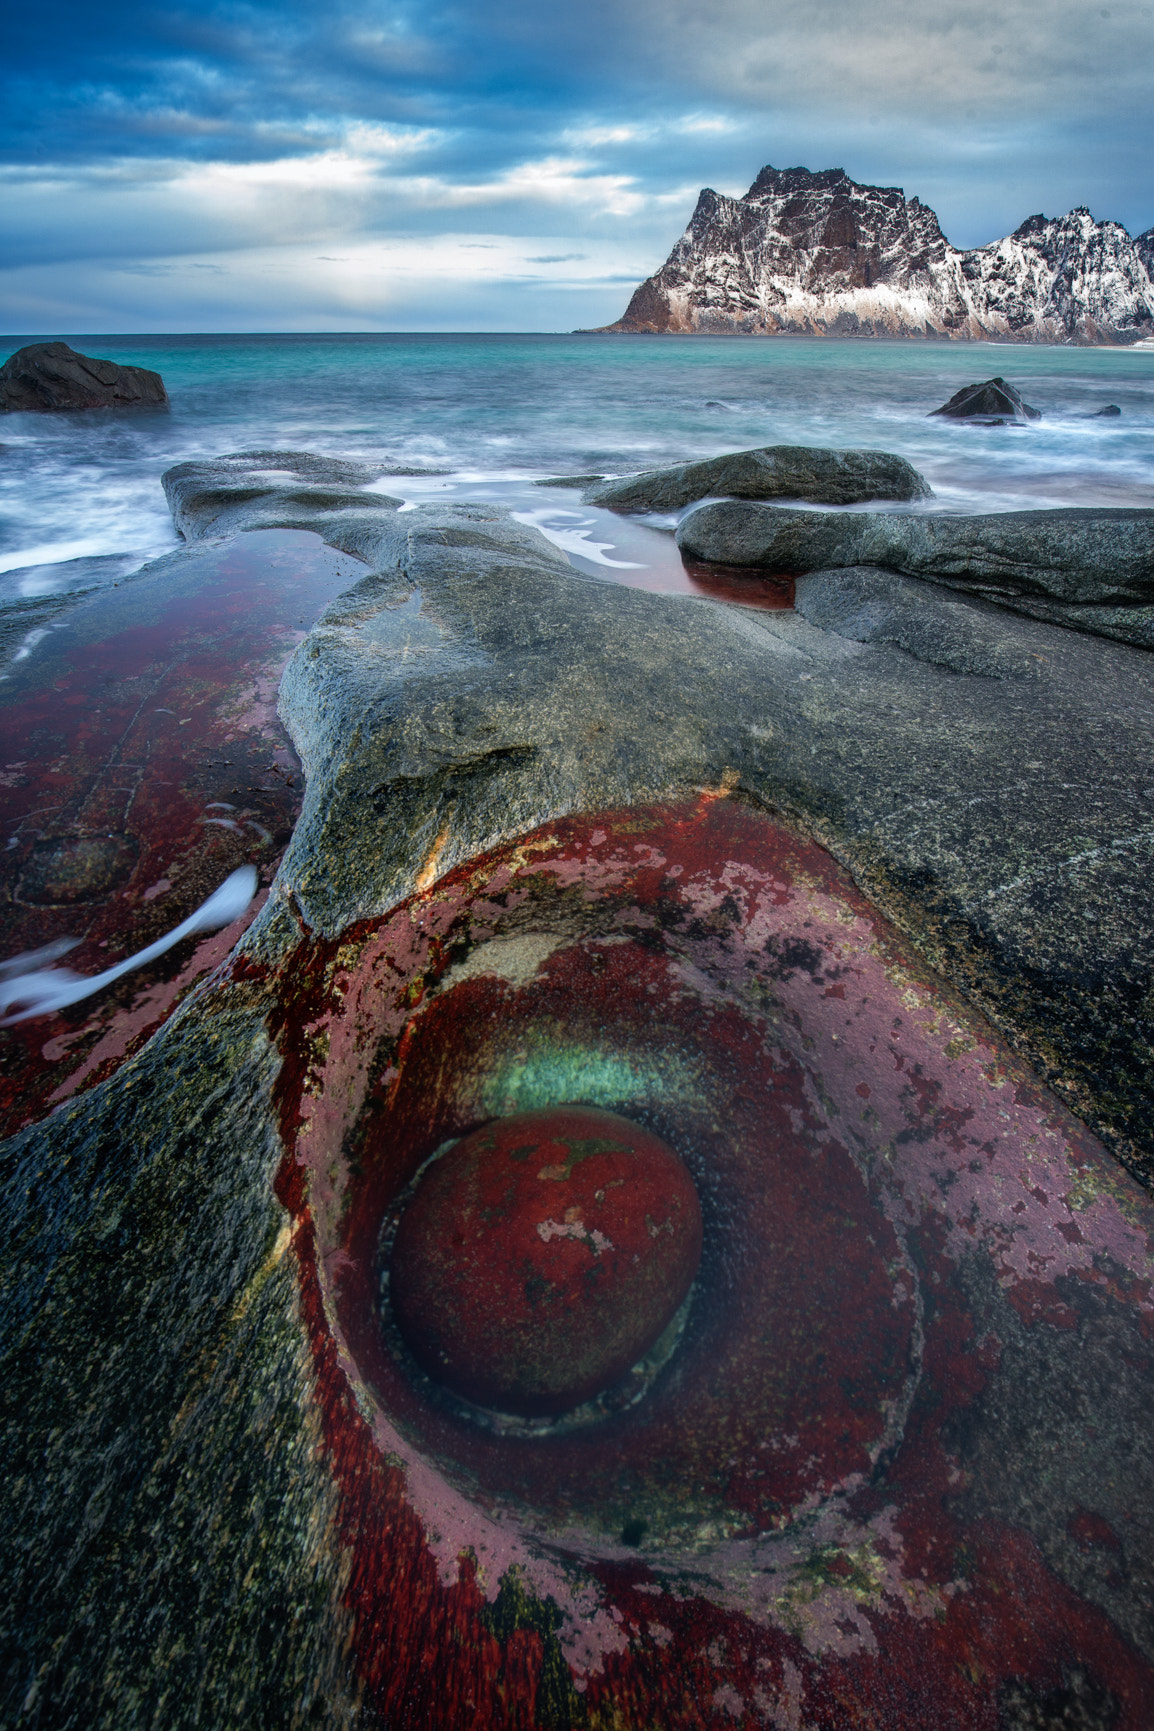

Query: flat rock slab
left=793, top=563, right=1051, bottom=677
left=4, top=464, right=1154, bottom=1727
left=583, top=443, right=930, bottom=512
left=676, top=498, right=1154, bottom=611
left=0, top=342, right=167, bottom=411
left=163, top=450, right=402, bottom=540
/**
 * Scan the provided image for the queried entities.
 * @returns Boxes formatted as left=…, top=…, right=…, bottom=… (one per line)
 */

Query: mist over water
left=1, top=332, right=1153, bottom=601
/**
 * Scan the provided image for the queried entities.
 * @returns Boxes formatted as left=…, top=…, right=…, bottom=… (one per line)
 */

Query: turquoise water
left=1, top=331, right=1153, bottom=598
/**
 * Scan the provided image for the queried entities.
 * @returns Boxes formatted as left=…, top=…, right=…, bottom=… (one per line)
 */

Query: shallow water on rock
left=0, top=528, right=362, bottom=1132
left=1, top=331, right=1152, bottom=610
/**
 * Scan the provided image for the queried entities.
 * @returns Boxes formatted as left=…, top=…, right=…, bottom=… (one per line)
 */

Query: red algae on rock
left=263, top=794, right=1154, bottom=1727
left=0, top=528, right=363, bottom=1133
left=390, top=1105, right=702, bottom=1416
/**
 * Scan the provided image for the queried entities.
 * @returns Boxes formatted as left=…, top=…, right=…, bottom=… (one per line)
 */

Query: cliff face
left=606, top=165, right=1154, bottom=343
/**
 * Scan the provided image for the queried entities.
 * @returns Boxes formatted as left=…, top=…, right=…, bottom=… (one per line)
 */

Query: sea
left=2, top=331, right=1154, bottom=613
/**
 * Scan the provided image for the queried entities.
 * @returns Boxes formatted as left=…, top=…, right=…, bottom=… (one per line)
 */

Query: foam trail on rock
left=0, top=865, right=257, bottom=1024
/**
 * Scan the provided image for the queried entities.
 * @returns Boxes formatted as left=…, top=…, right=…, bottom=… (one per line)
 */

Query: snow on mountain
left=604, top=165, right=1154, bottom=344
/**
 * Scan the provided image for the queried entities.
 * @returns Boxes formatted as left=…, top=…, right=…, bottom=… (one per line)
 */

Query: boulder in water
left=675, top=500, right=1154, bottom=606
left=583, top=445, right=931, bottom=512
left=0, top=342, right=168, bottom=411
left=930, top=377, right=1041, bottom=422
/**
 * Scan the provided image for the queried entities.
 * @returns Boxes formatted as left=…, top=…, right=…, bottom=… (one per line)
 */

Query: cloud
left=1, top=0, right=1152, bottom=328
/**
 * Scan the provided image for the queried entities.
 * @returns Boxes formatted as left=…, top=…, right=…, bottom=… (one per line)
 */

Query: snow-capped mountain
left=604, top=165, right=1154, bottom=344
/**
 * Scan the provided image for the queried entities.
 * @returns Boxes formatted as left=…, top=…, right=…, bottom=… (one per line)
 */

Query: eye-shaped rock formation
left=3, top=456, right=1154, bottom=1728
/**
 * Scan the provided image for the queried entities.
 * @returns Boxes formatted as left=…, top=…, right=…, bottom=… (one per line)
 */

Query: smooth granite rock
left=0, top=342, right=168, bottom=412
left=5, top=463, right=1154, bottom=1727
left=793, top=566, right=1048, bottom=678
left=676, top=500, right=1154, bottom=607
left=930, top=376, right=1041, bottom=422
left=163, top=449, right=402, bottom=540
left=259, top=497, right=1154, bottom=1189
left=583, top=446, right=931, bottom=512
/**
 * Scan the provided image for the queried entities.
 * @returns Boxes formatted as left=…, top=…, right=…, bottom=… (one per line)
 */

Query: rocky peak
left=746, top=164, right=862, bottom=201
left=601, top=164, right=1154, bottom=344
left=1130, top=225, right=1154, bottom=278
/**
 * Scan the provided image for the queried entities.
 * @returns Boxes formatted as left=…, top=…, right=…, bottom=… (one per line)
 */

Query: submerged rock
left=532, top=473, right=609, bottom=488
left=676, top=500, right=1154, bottom=606
left=930, top=377, right=1041, bottom=422
left=0, top=341, right=168, bottom=411
left=390, top=1106, right=702, bottom=1416
left=583, top=445, right=931, bottom=512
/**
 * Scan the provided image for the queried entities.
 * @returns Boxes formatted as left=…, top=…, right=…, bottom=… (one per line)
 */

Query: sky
left=3, top=0, right=1153, bottom=333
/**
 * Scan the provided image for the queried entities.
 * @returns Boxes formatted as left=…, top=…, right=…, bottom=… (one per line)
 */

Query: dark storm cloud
left=2, top=0, right=1152, bottom=329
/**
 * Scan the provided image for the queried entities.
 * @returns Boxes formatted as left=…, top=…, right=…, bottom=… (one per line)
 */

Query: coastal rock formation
left=792, top=565, right=1049, bottom=679
left=4, top=461, right=1154, bottom=1727
left=604, top=165, right=1154, bottom=344
left=930, top=377, right=1041, bottom=422
left=163, top=449, right=401, bottom=540
left=676, top=501, right=1154, bottom=609
left=0, top=341, right=168, bottom=410
left=583, top=444, right=930, bottom=512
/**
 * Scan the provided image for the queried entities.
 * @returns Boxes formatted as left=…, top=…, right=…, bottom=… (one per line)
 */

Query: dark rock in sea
left=676, top=500, right=1154, bottom=608
left=1091, top=403, right=1122, bottom=417
left=583, top=445, right=931, bottom=512
left=0, top=341, right=168, bottom=412
left=163, top=450, right=401, bottom=540
left=5, top=460, right=1154, bottom=1726
left=930, top=377, right=1041, bottom=422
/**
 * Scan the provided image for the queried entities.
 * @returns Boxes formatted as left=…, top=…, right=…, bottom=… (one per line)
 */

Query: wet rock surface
left=930, top=376, right=1042, bottom=422
left=0, top=342, right=168, bottom=412
left=4, top=455, right=1154, bottom=1727
left=583, top=445, right=931, bottom=512
left=792, top=564, right=1051, bottom=677
left=389, top=1106, right=702, bottom=1416
left=676, top=499, right=1154, bottom=610
left=163, top=449, right=402, bottom=540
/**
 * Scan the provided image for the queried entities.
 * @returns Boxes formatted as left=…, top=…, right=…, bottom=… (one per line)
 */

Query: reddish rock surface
left=0, top=529, right=363, bottom=1133
left=390, top=1106, right=702, bottom=1415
